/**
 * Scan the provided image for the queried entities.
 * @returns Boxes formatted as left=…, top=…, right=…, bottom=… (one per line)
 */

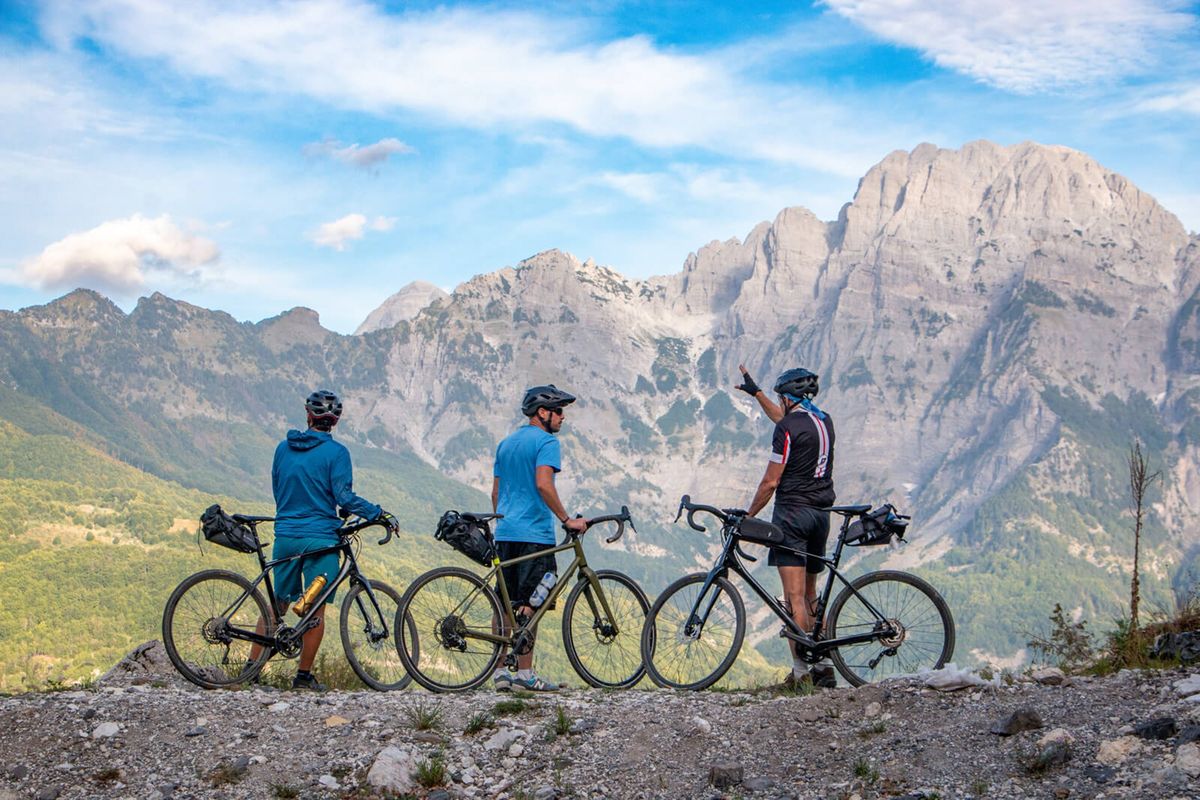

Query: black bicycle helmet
left=521, top=384, right=577, bottom=417
left=305, top=389, right=343, bottom=423
left=773, top=368, right=819, bottom=400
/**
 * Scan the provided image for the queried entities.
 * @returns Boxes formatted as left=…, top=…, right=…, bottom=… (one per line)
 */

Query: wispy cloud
left=309, top=213, right=396, bottom=250
left=19, top=214, right=219, bottom=294
left=1135, top=84, right=1200, bottom=115
left=822, top=0, right=1196, bottom=92
left=39, top=0, right=889, bottom=175
left=304, top=136, right=415, bottom=168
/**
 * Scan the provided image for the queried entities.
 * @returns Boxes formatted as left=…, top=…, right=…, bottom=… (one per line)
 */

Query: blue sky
left=0, top=0, right=1197, bottom=333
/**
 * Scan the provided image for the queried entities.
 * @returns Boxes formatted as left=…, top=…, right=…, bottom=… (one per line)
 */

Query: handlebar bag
left=199, top=504, right=260, bottom=553
left=844, top=504, right=908, bottom=547
left=435, top=510, right=497, bottom=567
left=736, top=516, right=786, bottom=546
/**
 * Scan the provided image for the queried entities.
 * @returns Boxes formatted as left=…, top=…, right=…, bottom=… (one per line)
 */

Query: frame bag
left=844, top=504, right=908, bottom=547
left=735, top=515, right=786, bottom=546
left=435, top=511, right=496, bottom=567
left=199, top=504, right=260, bottom=553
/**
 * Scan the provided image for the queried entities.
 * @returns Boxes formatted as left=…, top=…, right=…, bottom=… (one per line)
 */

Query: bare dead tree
left=1128, top=440, right=1161, bottom=633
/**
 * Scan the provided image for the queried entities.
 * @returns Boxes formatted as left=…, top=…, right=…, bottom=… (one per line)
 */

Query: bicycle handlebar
left=567, top=505, right=637, bottom=544
left=336, top=514, right=394, bottom=546
left=675, top=494, right=735, bottom=532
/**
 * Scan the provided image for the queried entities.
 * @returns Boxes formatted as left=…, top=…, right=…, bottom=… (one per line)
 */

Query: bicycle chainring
left=274, top=625, right=303, bottom=659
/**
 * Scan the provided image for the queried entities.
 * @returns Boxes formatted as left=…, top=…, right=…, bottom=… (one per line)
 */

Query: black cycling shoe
left=290, top=672, right=327, bottom=692
left=810, top=665, right=837, bottom=689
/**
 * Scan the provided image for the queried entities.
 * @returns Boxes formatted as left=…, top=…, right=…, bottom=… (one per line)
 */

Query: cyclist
left=261, top=389, right=396, bottom=691
left=738, top=366, right=838, bottom=687
left=490, top=384, right=588, bottom=692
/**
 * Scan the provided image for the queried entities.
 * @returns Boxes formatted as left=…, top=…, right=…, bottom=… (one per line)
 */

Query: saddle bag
left=199, top=504, right=260, bottom=553
left=435, top=510, right=497, bottom=567
left=843, top=504, right=908, bottom=547
left=735, top=515, right=786, bottom=546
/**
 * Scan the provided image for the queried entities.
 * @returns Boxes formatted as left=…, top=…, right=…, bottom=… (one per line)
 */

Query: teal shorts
left=272, top=535, right=341, bottom=607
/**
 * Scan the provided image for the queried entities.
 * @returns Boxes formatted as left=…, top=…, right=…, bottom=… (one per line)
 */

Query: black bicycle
left=640, top=496, right=954, bottom=690
left=162, top=512, right=415, bottom=690
left=395, top=508, right=648, bottom=692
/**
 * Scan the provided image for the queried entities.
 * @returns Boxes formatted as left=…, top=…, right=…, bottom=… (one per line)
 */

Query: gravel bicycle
left=395, top=507, right=649, bottom=692
left=162, top=512, right=415, bottom=690
left=640, top=496, right=954, bottom=690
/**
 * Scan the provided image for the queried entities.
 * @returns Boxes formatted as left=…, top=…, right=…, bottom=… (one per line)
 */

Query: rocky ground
left=2, top=644, right=1200, bottom=799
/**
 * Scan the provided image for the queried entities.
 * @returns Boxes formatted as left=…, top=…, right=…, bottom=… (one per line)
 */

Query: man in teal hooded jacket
left=269, top=389, right=394, bottom=690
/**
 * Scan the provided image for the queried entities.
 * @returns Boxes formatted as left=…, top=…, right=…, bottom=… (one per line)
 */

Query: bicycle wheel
left=640, top=573, right=745, bottom=690
left=562, top=570, right=649, bottom=688
left=340, top=579, right=415, bottom=691
left=396, top=566, right=504, bottom=692
left=826, top=570, right=955, bottom=687
left=162, top=569, right=273, bottom=689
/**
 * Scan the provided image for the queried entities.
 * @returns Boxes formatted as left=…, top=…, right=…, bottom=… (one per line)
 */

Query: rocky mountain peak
left=354, top=281, right=449, bottom=335
left=258, top=307, right=329, bottom=352
left=24, top=288, right=126, bottom=330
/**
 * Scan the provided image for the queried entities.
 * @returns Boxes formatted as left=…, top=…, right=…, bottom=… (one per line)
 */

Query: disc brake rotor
left=879, top=618, right=906, bottom=648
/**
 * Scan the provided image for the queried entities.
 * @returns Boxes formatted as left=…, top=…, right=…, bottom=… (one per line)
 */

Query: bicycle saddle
left=231, top=513, right=276, bottom=524
left=827, top=504, right=872, bottom=516
left=461, top=512, right=504, bottom=522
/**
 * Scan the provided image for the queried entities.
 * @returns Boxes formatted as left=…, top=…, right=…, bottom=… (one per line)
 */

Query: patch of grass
left=857, top=720, right=887, bottom=738
left=493, top=698, right=528, bottom=716
left=208, top=762, right=247, bottom=787
left=91, top=768, right=122, bottom=785
left=852, top=757, right=878, bottom=785
left=404, top=701, right=443, bottom=731
left=970, top=778, right=988, bottom=795
left=270, top=784, right=300, bottom=799
left=464, top=711, right=493, bottom=735
left=552, top=705, right=571, bottom=736
left=415, top=752, right=447, bottom=788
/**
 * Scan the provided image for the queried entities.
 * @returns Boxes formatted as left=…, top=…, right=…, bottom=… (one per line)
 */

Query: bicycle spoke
left=564, top=573, right=647, bottom=688
left=399, top=569, right=501, bottom=691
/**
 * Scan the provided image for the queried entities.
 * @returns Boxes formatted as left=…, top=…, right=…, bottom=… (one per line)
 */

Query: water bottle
left=292, top=575, right=327, bottom=616
left=528, top=572, right=557, bottom=608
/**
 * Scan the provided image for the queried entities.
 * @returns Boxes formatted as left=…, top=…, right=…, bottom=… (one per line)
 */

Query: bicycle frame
left=685, top=513, right=899, bottom=662
left=214, top=522, right=389, bottom=652
left=454, top=531, right=619, bottom=650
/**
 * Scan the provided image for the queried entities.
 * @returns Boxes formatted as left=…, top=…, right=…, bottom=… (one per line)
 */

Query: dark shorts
left=273, top=535, right=341, bottom=606
left=495, top=540, right=558, bottom=609
left=768, top=505, right=830, bottom=574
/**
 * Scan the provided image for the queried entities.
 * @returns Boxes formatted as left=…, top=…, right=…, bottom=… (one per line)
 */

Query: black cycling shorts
left=496, top=540, right=558, bottom=609
left=768, top=504, right=830, bottom=574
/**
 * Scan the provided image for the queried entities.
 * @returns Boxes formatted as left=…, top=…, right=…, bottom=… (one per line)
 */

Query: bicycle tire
left=826, top=570, right=955, bottom=687
left=640, top=573, right=745, bottom=691
left=561, top=570, right=649, bottom=688
left=340, top=579, right=415, bottom=691
left=162, top=569, right=273, bottom=689
left=396, top=566, right=503, bottom=693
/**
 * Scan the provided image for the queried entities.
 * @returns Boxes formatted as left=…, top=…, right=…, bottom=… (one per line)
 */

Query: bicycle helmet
left=773, top=368, right=819, bottom=401
left=521, top=384, right=577, bottom=417
left=305, top=389, right=343, bottom=425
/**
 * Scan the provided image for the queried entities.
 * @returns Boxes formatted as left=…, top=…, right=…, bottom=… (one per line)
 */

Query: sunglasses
left=547, top=407, right=565, bottom=417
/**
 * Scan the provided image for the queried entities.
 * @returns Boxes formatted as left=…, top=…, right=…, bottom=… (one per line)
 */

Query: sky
left=0, top=0, right=1197, bottom=333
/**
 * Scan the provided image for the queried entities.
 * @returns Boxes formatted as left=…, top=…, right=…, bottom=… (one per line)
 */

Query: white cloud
left=310, top=213, right=395, bottom=250
left=38, top=0, right=889, bottom=175
left=20, top=214, right=219, bottom=294
left=822, top=0, right=1196, bottom=92
left=1135, top=84, right=1200, bottom=115
left=304, top=136, right=415, bottom=168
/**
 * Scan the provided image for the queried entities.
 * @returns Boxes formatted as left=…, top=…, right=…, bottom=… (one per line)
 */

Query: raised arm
left=738, top=364, right=784, bottom=423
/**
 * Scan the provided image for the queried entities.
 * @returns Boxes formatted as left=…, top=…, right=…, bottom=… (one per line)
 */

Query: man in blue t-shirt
left=490, top=384, right=587, bottom=692
left=262, top=389, right=395, bottom=691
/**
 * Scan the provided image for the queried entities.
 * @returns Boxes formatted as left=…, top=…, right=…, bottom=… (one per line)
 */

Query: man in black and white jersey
left=739, top=366, right=837, bottom=687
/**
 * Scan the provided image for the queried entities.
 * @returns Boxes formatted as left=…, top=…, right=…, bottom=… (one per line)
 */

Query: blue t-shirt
left=272, top=429, right=381, bottom=539
left=493, top=424, right=562, bottom=544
